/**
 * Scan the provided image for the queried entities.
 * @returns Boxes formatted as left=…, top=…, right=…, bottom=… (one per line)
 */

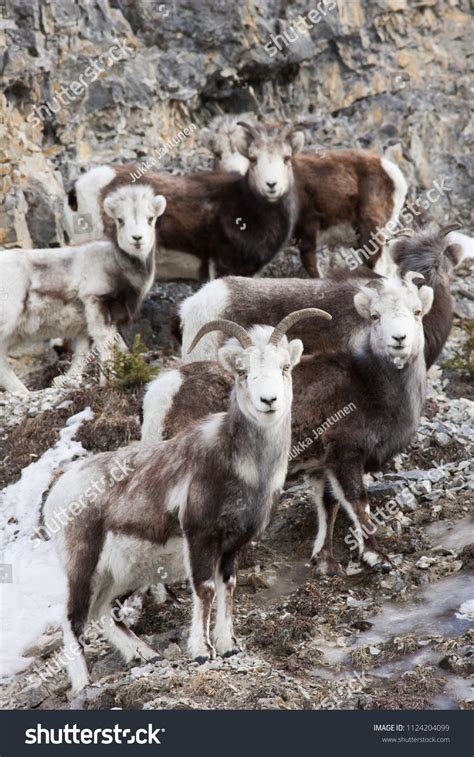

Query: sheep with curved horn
left=45, top=309, right=330, bottom=694
left=200, top=113, right=258, bottom=174
left=143, top=276, right=435, bottom=575
left=67, top=121, right=303, bottom=281
left=197, top=115, right=408, bottom=277
left=176, top=224, right=470, bottom=369
left=236, top=120, right=261, bottom=139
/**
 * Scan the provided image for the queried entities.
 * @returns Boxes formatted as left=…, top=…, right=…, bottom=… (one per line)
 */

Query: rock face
left=1, top=0, right=472, bottom=252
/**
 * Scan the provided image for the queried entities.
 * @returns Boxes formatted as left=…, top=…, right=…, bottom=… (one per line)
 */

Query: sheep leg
left=298, top=223, right=320, bottom=278
left=61, top=617, right=90, bottom=695
left=327, top=464, right=392, bottom=571
left=213, top=552, right=240, bottom=657
left=0, top=348, right=29, bottom=395
left=310, top=477, right=343, bottom=575
left=89, top=573, right=159, bottom=663
left=352, top=501, right=393, bottom=571
left=84, top=301, right=121, bottom=384
left=53, top=334, right=91, bottom=388
left=63, top=534, right=104, bottom=694
left=356, top=212, right=387, bottom=269
left=95, top=332, right=121, bottom=386
left=324, top=464, right=367, bottom=569
left=186, top=538, right=217, bottom=662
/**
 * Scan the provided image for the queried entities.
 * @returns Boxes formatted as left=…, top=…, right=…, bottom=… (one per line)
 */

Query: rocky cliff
left=1, top=0, right=472, bottom=250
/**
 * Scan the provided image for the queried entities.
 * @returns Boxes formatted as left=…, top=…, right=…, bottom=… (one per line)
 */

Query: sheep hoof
left=374, top=560, right=393, bottom=574
left=10, top=386, right=31, bottom=397
left=362, top=549, right=393, bottom=572
left=53, top=375, right=76, bottom=390
left=214, top=634, right=241, bottom=657
left=194, top=655, right=210, bottom=665
left=193, top=641, right=216, bottom=664
left=133, top=643, right=160, bottom=662
left=311, top=555, right=344, bottom=577
left=327, top=565, right=345, bottom=577
left=222, top=648, right=240, bottom=659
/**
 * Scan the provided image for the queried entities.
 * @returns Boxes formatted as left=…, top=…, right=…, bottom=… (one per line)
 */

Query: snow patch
left=0, top=408, right=93, bottom=678
left=455, top=599, right=474, bottom=622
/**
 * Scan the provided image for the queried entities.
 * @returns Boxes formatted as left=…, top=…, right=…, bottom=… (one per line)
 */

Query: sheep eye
left=117, top=218, right=124, bottom=227
left=283, top=156, right=291, bottom=164
left=371, top=313, right=380, bottom=321
left=414, top=308, right=422, bottom=317
left=148, top=217, right=154, bottom=225
left=238, top=369, right=246, bottom=378
left=249, top=156, right=257, bottom=164
left=282, top=363, right=291, bottom=373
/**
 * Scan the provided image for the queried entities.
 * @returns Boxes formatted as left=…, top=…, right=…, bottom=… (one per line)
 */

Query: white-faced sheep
left=0, top=184, right=166, bottom=394
left=200, top=117, right=408, bottom=277
left=143, top=274, right=434, bottom=574
left=200, top=113, right=258, bottom=174
left=175, top=225, right=469, bottom=370
left=44, top=309, right=330, bottom=693
left=67, top=123, right=304, bottom=280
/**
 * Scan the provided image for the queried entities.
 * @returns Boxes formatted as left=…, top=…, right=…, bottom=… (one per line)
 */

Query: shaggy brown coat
left=99, top=168, right=297, bottom=279
left=204, top=228, right=463, bottom=368
left=292, top=150, right=398, bottom=276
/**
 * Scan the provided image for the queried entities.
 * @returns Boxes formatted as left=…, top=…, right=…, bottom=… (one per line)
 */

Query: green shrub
left=106, top=335, right=160, bottom=390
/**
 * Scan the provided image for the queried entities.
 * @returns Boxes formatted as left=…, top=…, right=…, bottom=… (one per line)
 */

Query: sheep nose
left=266, top=181, right=277, bottom=190
left=132, top=234, right=142, bottom=242
left=261, top=396, right=277, bottom=407
left=393, top=334, right=406, bottom=344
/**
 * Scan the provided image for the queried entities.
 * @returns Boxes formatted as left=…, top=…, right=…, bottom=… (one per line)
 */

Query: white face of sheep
left=353, top=276, right=434, bottom=368
left=218, top=334, right=303, bottom=426
left=235, top=124, right=304, bottom=202
left=202, top=125, right=250, bottom=175
left=103, top=186, right=167, bottom=258
left=217, top=145, right=249, bottom=175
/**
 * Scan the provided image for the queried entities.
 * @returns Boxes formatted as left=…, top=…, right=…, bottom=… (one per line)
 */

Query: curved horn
left=270, top=308, right=332, bottom=346
left=236, top=121, right=260, bottom=140
left=389, top=227, right=415, bottom=239
left=404, top=270, right=425, bottom=287
left=364, top=277, right=385, bottom=290
left=440, top=223, right=463, bottom=237
left=187, top=319, right=253, bottom=354
left=279, top=122, right=294, bottom=139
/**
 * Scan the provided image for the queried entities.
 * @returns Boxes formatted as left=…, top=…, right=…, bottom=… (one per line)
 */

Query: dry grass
left=368, top=667, right=445, bottom=709
left=0, top=385, right=142, bottom=489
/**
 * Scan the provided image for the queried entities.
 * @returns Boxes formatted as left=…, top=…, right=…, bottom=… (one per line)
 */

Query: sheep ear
left=353, top=290, right=373, bottom=319
left=444, top=242, right=464, bottom=268
left=418, top=285, right=434, bottom=316
left=217, top=344, right=244, bottom=374
left=288, top=339, right=304, bottom=367
left=290, top=131, right=305, bottom=154
left=153, top=194, right=167, bottom=218
left=233, top=130, right=251, bottom=159
left=103, top=196, right=117, bottom=219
